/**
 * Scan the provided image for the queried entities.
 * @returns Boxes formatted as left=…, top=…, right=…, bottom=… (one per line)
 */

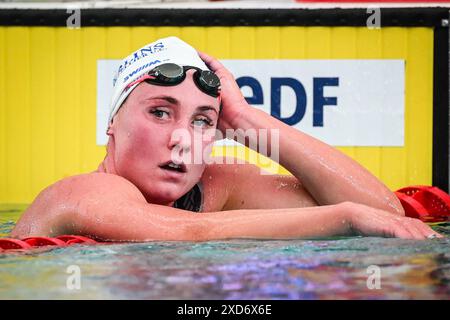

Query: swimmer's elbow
left=379, top=192, right=405, bottom=216
left=388, top=199, right=405, bottom=216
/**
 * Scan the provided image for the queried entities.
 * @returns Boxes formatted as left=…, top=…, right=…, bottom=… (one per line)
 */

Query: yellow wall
left=0, top=26, right=433, bottom=203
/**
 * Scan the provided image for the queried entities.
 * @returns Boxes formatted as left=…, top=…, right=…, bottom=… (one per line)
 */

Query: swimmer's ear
left=106, top=120, right=115, bottom=136
left=107, top=113, right=119, bottom=133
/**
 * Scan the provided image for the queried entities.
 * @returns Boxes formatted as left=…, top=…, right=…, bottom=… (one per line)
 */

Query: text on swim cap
left=113, top=42, right=165, bottom=86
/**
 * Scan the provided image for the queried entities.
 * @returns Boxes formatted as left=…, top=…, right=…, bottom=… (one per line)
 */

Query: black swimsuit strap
left=173, top=182, right=203, bottom=212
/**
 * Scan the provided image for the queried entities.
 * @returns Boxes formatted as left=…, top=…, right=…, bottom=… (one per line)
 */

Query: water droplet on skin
left=276, top=182, right=289, bottom=190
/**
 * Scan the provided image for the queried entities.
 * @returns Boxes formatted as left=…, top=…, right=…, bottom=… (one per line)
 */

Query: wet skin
left=10, top=59, right=443, bottom=241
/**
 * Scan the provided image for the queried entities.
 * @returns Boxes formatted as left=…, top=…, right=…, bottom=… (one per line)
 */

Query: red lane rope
left=395, top=185, right=450, bottom=222
left=0, top=235, right=97, bottom=253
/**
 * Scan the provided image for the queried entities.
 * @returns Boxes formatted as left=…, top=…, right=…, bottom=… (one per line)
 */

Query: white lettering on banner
left=97, top=60, right=404, bottom=147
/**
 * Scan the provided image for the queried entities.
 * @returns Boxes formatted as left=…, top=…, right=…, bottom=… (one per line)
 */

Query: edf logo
left=236, top=76, right=339, bottom=127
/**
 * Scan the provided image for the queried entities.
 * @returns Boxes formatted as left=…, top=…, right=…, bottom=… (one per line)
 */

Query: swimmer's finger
left=396, top=216, right=429, bottom=239
left=383, top=214, right=424, bottom=239
left=197, top=51, right=226, bottom=72
left=198, top=51, right=223, bottom=71
left=399, top=217, right=443, bottom=239
left=197, top=50, right=214, bottom=65
left=390, top=224, right=415, bottom=239
left=411, top=219, right=444, bottom=239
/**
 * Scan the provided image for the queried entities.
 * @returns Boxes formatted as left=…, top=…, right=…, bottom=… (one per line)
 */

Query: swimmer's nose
left=168, top=129, right=192, bottom=155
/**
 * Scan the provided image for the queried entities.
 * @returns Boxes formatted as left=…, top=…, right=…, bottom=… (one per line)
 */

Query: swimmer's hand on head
left=197, top=51, right=249, bottom=133
left=10, top=173, right=442, bottom=241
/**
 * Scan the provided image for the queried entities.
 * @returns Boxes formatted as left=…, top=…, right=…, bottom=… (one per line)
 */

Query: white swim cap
left=108, top=36, right=209, bottom=124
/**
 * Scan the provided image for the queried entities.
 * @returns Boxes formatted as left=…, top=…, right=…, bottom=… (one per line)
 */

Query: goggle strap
left=125, top=74, right=156, bottom=90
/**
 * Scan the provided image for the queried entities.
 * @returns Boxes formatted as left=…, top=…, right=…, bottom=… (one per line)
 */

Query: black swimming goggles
left=126, top=63, right=221, bottom=98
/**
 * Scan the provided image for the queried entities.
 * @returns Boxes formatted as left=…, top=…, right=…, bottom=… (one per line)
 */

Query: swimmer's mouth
left=159, top=161, right=187, bottom=173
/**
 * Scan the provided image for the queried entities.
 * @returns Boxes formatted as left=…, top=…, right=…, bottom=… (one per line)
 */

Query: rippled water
left=1, top=208, right=449, bottom=299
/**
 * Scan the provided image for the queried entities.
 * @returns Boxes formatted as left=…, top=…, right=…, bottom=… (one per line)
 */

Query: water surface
left=1, top=207, right=449, bottom=299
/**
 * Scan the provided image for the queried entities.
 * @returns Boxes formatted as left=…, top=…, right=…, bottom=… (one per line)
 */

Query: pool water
left=1, top=207, right=449, bottom=299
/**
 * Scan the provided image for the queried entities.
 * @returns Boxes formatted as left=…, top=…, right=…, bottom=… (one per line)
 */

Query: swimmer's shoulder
left=10, top=173, right=146, bottom=238
left=201, top=158, right=261, bottom=181
left=49, top=172, right=147, bottom=203
left=200, top=159, right=261, bottom=212
left=201, top=159, right=317, bottom=211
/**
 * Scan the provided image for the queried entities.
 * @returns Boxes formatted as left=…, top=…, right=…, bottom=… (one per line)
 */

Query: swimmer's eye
left=150, top=109, right=170, bottom=119
left=193, top=117, right=214, bottom=128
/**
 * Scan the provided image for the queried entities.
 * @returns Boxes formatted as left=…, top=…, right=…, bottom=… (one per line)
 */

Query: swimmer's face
left=108, top=69, right=220, bottom=204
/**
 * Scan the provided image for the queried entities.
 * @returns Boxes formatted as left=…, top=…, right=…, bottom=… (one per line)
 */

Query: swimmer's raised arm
left=199, top=51, right=404, bottom=216
left=10, top=173, right=440, bottom=241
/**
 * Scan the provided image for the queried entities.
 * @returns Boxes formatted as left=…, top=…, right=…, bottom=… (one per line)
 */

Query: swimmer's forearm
left=203, top=204, right=350, bottom=240
left=75, top=200, right=350, bottom=241
left=9, top=174, right=349, bottom=241
left=232, top=106, right=404, bottom=215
